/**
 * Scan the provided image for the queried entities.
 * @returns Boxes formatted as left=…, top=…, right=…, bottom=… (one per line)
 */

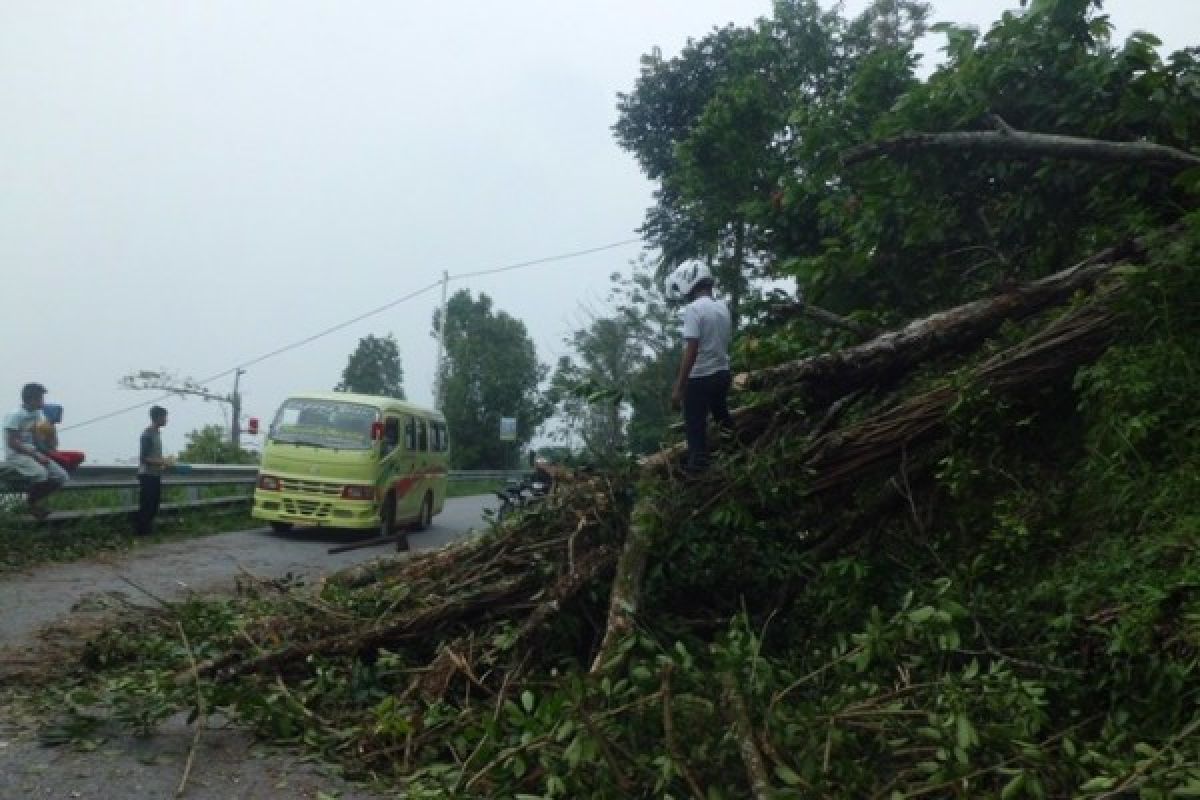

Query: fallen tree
left=60, top=220, right=1200, bottom=798
left=168, top=240, right=1130, bottom=686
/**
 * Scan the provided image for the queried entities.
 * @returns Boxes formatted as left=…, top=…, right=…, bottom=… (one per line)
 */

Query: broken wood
left=590, top=496, right=656, bottom=673
left=734, top=240, right=1136, bottom=401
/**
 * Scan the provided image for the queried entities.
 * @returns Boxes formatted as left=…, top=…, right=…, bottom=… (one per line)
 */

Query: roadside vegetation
left=14, top=1, right=1200, bottom=798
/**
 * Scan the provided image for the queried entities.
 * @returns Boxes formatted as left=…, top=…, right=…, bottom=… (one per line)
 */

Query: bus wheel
left=269, top=521, right=293, bottom=533
left=379, top=494, right=396, bottom=537
left=415, top=493, right=433, bottom=532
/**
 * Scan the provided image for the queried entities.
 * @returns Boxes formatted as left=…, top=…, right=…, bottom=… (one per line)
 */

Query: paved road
left=0, top=494, right=495, bottom=661
left=0, top=495, right=496, bottom=800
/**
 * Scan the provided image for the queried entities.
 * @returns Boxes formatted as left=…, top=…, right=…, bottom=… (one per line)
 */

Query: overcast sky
left=2, top=0, right=1195, bottom=462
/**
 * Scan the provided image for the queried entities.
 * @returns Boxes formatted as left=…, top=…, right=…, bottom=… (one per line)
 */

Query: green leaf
left=909, top=606, right=936, bottom=623
left=775, top=765, right=804, bottom=785
left=1001, top=770, right=1026, bottom=800
left=955, top=714, right=978, bottom=750
left=1079, top=776, right=1116, bottom=791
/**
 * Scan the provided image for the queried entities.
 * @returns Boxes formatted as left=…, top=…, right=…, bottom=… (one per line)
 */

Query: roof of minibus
left=284, top=392, right=444, bottom=420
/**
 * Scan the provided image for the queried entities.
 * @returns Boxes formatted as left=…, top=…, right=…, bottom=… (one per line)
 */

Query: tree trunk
left=590, top=494, right=656, bottom=673
left=734, top=242, right=1137, bottom=403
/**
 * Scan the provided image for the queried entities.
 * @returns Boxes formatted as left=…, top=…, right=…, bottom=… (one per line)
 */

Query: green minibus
left=252, top=392, right=448, bottom=549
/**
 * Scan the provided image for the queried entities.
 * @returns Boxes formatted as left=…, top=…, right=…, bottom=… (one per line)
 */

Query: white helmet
left=664, top=262, right=713, bottom=303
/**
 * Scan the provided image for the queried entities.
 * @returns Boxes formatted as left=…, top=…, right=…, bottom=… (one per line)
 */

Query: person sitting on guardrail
left=4, top=383, right=68, bottom=521
left=133, top=405, right=173, bottom=536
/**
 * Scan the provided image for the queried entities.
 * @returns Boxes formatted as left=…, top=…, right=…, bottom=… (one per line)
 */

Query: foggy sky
left=1, top=0, right=1195, bottom=462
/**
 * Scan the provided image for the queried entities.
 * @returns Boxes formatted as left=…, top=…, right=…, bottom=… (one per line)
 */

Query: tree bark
left=841, top=125, right=1200, bottom=170
left=590, top=495, right=656, bottom=673
left=802, top=299, right=1116, bottom=493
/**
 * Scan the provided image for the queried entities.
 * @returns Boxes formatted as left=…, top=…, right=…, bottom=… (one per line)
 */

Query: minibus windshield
left=268, top=398, right=378, bottom=451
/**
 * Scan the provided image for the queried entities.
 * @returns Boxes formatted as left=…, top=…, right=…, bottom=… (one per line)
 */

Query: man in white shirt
left=666, top=263, right=733, bottom=472
left=4, top=383, right=68, bottom=520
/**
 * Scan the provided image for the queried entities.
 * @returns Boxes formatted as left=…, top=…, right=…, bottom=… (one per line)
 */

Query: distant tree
left=335, top=334, right=405, bottom=398
left=547, top=260, right=681, bottom=459
left=433, top=291, right=549, bottom=469
left=178, top=425, right=258, bottom=465
left=547, top=315, right=640, bottom=464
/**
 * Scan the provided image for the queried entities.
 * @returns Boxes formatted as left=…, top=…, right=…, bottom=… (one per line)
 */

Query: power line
left=63, top=237, right=642, bottom=433
left=452, top=239, right=639, bottom=280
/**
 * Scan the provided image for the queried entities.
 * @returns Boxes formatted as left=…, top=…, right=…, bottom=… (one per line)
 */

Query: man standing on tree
left=667, top=263, right=733, bottom=472
left=134, top=405, right=172, bottom=536
left=3, top=383, right=68, bottom=520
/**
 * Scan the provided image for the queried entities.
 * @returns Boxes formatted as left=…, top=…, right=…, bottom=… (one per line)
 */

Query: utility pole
left=434, top=269, right=449, bottom=409
left=231, top=368, right=245, bottom=449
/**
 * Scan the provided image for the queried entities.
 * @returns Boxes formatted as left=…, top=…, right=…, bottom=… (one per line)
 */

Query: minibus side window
left=382, top=418, right=399, bottom=456
left=404, top=416, right=417, bottom=451
left=417, top=419, right=428, bottom=451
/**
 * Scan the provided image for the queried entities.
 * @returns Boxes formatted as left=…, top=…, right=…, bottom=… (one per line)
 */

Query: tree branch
left=842, top=124, right=1200, bottom=170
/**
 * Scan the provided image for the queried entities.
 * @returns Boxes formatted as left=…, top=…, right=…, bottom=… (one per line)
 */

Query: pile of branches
left=127, top=231, right=1144, bottom=795
left=181, top=239, right=1134, bottom=693
left=184, top=474, right=631, bottom=691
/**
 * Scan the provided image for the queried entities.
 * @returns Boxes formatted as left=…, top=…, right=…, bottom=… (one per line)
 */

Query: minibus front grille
left=279, top=478, right=343, bottom=497
left=282, top=498, right=334, bottom=519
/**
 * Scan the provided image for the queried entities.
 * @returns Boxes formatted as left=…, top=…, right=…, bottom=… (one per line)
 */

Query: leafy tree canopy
left=335, top=334, right=405, bottom=399
left=547, top=260, right=680, bottom=460
left=177, top=424, right=259, bottom=465
left=433, top=290, right=549, bottom=469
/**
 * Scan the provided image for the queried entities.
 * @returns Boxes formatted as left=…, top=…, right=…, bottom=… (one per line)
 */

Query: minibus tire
left=379, top=494, right=396, bottom=537
left=415, top=493, right=433, bottom=532
left=269, top=521, right=293, bottom=533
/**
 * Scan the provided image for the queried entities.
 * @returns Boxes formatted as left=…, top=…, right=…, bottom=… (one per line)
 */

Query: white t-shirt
left=3, top=407, right=43, bottom=460
left=681, top=295, right=732, bottom=378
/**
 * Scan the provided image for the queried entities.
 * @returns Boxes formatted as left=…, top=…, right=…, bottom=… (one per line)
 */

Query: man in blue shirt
left=4, top=383, right=68, bottom=520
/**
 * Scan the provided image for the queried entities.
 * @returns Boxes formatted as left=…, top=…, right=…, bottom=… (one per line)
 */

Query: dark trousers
left=135, top=474, right=162, bottom=535
left=684, top=370, right=732, bottom=471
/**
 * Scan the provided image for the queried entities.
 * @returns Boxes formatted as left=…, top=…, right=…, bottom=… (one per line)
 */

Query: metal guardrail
left=66, top=464, right=259, bottom=490
left=7, top=465, right=528, bottom=492
left=2, top=465, right=526, bottom=524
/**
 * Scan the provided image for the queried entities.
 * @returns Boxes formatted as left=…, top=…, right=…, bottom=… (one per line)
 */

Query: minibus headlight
left=258, top=475, right=280, bottom=491
left=342, top=485, right=375, bottom=500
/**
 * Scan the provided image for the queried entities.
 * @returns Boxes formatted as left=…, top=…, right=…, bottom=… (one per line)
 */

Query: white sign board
left=499, top=417, right=517, bottom=442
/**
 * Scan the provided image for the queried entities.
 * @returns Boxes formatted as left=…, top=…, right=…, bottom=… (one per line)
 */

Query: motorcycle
left=493, top=473, right=552, bottom=526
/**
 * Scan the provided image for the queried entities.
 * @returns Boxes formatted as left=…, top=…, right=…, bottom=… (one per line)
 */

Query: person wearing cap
left=4, top=383, right=68, bottom=520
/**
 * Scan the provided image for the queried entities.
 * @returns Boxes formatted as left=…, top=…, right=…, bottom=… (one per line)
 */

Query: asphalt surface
left=0, top=494, right=494, bottom=648
left=0, top=494, right=495, bottom=800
